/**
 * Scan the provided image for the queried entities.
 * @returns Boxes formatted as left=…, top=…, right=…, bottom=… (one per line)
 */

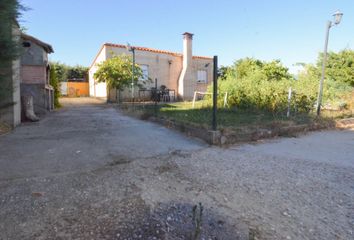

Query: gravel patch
left=1, top=98, right=353, bottom=239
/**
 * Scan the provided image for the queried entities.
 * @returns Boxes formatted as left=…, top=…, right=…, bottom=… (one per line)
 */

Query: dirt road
left=0, top=98, right=353, bottom=239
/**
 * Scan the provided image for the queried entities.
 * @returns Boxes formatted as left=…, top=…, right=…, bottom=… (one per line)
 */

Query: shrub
left=209, top=57, right=353, bottom=114
left=49, top=66, right=61, bottom=108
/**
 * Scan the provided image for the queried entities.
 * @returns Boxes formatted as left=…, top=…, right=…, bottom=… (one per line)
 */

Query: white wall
left=89, top=45, right=107, bottom=98
left=60, top=82, right=67, bottom=95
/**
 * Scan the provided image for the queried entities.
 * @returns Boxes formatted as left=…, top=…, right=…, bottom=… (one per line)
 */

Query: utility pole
left=316, top=10, right=343, bottom=116
left=316, top=21, right=331, bottom=116
left=126, top=43, right=136, bottom=104
left=212, top=56, right=218, bottom=131
left=131, top=48, right=135, bottom=103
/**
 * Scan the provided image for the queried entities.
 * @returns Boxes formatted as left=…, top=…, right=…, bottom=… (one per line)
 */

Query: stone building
left=20, top=33, right=54, bottom=115
left=89, top=32, right=213, bottom=101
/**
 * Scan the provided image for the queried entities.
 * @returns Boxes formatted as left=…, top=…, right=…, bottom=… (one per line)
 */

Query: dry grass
left=0, top=122, right=11, bottom=135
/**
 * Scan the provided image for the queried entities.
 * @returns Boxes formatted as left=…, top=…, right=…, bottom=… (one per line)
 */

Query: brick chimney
left=178, top=32, right=193, bottom=99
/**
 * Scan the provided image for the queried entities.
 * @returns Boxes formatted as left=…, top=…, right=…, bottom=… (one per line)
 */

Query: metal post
left=131, top=48, right=135, bottom=103
left=287, top=87, right=292, bottom=118
left=316, top=21, right=332, bottom=116
left=154, top=78, right=157, bottom=117
left=212, top=56, right=218, bottom=131
left=192, top=91, right=197, bottom=109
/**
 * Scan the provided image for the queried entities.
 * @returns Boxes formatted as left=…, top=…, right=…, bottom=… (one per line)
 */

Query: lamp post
left=126, top=43, right=136, bottom=102
left=316, top=10, right=343, bottom=116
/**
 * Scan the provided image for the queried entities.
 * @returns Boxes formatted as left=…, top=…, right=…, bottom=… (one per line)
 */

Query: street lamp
left=126, top=43, right=136, bottom=102
left=316, top=10, right=343, bottom=116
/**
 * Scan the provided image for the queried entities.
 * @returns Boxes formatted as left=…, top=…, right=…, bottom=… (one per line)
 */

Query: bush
left=217, top=75, right=313, bottom=114
left=0, top=0, right=25, bottom=108
left=49, top=67, right=61, bottom=108
left=210, top=57, right=353, bottom=114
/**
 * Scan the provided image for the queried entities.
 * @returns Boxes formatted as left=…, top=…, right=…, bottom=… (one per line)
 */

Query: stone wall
left=20, top=84, right=51, bottom=115
left=21, top=65, right=46, bottom=84
left=21, top=40, right=48, bottom=66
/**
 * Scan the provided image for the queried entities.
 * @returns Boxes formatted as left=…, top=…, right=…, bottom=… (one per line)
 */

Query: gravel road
left=0, top=98, right=353, bottom=239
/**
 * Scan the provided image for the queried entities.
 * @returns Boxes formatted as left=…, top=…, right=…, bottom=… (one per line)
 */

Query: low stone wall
left=147, top=116, right=335, bottom=145
left=117, top=105, right=344, bottom=145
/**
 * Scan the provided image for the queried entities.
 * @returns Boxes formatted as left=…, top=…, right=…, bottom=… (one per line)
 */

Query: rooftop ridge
left=90, top=43, right=212, bottom=69
left=104, top=43, right=212, bottom=60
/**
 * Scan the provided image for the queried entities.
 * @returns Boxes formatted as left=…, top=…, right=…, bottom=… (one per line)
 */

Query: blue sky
left=20, top=0, right=353, bottom=72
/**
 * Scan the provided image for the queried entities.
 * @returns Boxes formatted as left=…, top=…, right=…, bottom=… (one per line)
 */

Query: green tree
left=218, top=66, right=232, bottom=81
left=262, top=60, right=292, bottom=81
left=0, top=0, right=25, bottom=108
left=50, top=62, right=88, bottom=82
left=94, top=55, right=143, bottom=91
left=319, top=50, right=354, bottom=86
left=50, top=62, right=69, bottom=82
left=234, top=58, right=263, bottom=79
left=67, top=65, right=89, bottom=80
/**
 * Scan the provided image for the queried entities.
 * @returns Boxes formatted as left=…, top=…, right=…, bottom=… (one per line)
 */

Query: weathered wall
left=21, top=65, right=46, bottom=84
left=21, top=40, right=48, bottom=66
left=186, top=57, right=213, bottom=99
left=20, top=84, right=50, bottom=115
left=20, top=35, right=53, bottom=115
left=12, top=50, right=21, bottom=126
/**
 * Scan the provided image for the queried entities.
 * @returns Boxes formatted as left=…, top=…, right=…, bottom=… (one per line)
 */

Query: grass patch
left=120, top=101, right=334, bottom=131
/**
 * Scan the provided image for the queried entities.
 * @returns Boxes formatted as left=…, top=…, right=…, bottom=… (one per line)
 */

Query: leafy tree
left=0, top=0, right=26, bottom=108
left=319, top=50, right=354, bottom=86
left=50, top=62, right=89, bottom=82
left=262, top=60, right=292, bottom=81
left=67, top=65, right=89, bottom=80
left=225, top=57, right=292, bottom=82
left=49, top=66, right=61, bottom=108
left=218, top=66, right=230, bottom=80
left=94, top=55, right=143, bottom=91
left=234, top=58, right=263, bottom=79
left=50, top=62, right=69, bottom=82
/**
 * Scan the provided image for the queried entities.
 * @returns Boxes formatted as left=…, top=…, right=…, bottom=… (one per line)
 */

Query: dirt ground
left=0, top=97, right=353, bottom=240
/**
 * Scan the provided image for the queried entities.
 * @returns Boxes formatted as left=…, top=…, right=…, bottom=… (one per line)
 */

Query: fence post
left=223, top=92, right=228, bottom=108
left=287, top=87, right=292, bottom=118
left=192, top=91, right=197, bottom=109
left=154, top=78, right=157, bottom=117
left=212, top=56, right=218, bottom=131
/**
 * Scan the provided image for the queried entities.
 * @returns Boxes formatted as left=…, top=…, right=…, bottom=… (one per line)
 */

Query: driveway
left=0, top=98, right=353, bottom=239
left=0, top=98, right=205, bottom=180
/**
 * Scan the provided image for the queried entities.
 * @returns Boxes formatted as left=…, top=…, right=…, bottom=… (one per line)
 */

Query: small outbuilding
left=20, top=33, right=54, bottom=116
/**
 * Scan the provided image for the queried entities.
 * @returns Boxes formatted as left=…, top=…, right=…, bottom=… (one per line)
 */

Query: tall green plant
left=0, top=0, right=26, bottom=108
left=318, top=50, right=354, bottom=86
left=50, top=62, right=89, bottom=82
left=49, top=67, right=61, bottom=108
left=94, top=54, right=143, bottom=91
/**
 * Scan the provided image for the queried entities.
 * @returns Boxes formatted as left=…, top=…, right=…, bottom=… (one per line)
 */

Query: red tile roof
left=104, top=43, right=183, bottom=57
left=90, top=43, right=212, bottom=69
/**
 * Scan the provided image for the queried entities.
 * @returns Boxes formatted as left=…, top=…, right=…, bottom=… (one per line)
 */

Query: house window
left=139, top=64, right=149, bottom=81
left=197, top=70, right=207, bottom=83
